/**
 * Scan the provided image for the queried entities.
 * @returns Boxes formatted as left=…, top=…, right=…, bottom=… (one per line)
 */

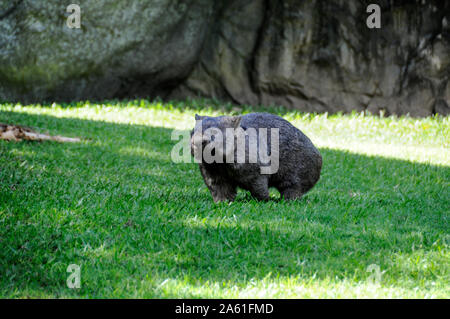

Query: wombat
left=191, top=113, right=322, bottom=202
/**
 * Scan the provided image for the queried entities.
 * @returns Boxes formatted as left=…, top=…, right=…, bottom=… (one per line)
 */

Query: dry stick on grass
left=0, top=123, right=81, bottom=142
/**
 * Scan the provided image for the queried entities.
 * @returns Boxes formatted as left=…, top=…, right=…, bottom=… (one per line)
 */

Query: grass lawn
left=0, top=99, right=449, bottom=298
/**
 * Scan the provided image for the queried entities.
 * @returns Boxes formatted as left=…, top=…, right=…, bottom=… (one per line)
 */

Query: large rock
left=0, top=0, right=449, bottom=116
left=174, top=0, right=450, bottom=116
left=0, top=0, right=215, bottom=101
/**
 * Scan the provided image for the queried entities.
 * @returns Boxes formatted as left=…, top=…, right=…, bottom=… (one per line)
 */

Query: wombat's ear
left=229, top=116, right=241, bottom=128
left=195, top=114, right=204, bottom=121
left=221, top=116, right=240, bottom=128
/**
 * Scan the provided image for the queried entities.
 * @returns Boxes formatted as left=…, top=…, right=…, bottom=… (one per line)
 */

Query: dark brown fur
left=191, top=113, right=322, bottom=202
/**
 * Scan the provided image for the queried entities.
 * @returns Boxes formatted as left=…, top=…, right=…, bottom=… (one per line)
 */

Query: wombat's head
left=191, top=114, right=241, bottom=162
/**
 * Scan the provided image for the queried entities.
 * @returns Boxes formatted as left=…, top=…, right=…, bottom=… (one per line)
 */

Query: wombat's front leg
left=248, top=177, right=269, bottom=201
left=210, top=183, right=237, bottom=203
left=199, top=165, right=237, bottom=202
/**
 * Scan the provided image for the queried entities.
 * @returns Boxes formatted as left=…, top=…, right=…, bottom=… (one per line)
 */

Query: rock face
left=0, top=0, right=449, bottom=116
left=174, top=0, right=450, bottom=116
left=0, top=0, right=215, bottom=101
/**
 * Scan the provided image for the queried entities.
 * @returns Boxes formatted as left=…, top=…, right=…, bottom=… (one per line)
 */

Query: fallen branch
left=0, top=123, right=81, bottom=142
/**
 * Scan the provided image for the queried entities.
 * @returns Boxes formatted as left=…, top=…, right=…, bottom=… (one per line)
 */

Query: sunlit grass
left=2, top=99, right=448, bottom=164
left=0, top=98, right=449, bottom=298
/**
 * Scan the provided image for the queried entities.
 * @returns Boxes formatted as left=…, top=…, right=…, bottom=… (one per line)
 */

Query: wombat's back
left=240, top=112, right=317, bottom=151
left=241, top=112, right=322, bottom=192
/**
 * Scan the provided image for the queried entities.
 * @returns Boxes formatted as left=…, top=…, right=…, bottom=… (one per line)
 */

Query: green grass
left=0, top=99, right=449, bottom=298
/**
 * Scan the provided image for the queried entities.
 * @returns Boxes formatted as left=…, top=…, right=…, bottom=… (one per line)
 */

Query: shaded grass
left=0, top=99, right=449, bottom=298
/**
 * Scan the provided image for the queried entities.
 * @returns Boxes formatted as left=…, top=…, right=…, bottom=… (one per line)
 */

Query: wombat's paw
left=212, top=193, right=236, bottom=203
left=247, top=177, right=269, bottom=201
left=211, top=187, right=237, bottom=203
left=280, top=188, right=304, bottom=200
